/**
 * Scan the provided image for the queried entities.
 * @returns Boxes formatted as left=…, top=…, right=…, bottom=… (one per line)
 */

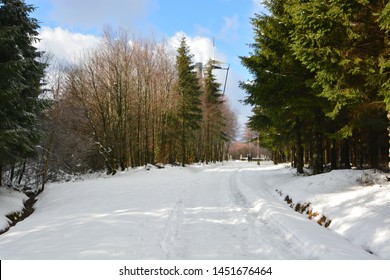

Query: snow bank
left=276, top=169, right=390, bottom=259
left=0, top=187, right=28, bottom=231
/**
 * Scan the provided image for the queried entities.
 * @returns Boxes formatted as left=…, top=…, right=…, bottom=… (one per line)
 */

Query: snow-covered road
left=160, top=164, right=302, bottom=259
left=0, top=161, right=377, bottom=259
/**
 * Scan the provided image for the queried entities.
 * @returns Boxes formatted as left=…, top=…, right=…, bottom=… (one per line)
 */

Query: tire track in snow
left=238, top=168, right=308, bottom=257
left=161, top=164, right=302, bottom=259
left=225, top=169, right=258, bottom=257
left=226, top=167, right=302, bottom=259
left=160, top=178, right=198, bottom=259
left=160, top=197, right=183, bottom=259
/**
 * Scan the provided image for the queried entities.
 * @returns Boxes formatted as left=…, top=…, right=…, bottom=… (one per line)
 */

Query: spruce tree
left=0, top=0, right=46, bottom=185
left=204, top=60, right=223, bottom=106
left=203, top=59, right=225, bottom=163
left=378, top=1, right=390, bottom=168
left=287, top=0, right=390, bottom=169
left=175, top=37, right=202, bottom=166
left=240, top=0, right=327, bottom=173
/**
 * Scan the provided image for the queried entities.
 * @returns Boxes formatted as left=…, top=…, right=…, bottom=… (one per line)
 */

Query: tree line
left=241, top=0, right=390, bottom=174
left=65, top=31, right=237, bottom=174
left=0, top=0, right=237, bottom=191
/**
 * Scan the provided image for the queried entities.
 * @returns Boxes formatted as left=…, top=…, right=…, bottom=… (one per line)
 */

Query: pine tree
left=175, top=37, right=202, bottom=166
left=378, top=1, right=390, bottom=168
left=240, top=0, right=327, bottom=173
left=287, top=0, right=390, bottom=169
left=204, top=60, right=223, bottom=106
left=0, top=0, right=46, bottom=185
left=202, top=59, right=225, bottom=163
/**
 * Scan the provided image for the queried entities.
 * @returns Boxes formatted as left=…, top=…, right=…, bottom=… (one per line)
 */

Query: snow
left=276, top=169, right=390, bottom=259
left=0, top=187, right=29, bottom=231
left=0, top=161, right=388, bottom=259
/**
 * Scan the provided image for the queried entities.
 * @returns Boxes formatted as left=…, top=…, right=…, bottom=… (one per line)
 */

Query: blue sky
left=26, top=0, right=267, bottom=130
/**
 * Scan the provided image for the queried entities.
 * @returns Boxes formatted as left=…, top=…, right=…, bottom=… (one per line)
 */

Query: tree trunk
left=181, top=119, right=186, bottom=167
left=10, top=163, right=15, bottom=183
left=331, top=139, right=337, bottom=170
left=18, top=160, right=26, bottom=185
left=291, top=145, right=296, bottom=168
left=388, top=111, right=390, bottom=171
left=343, top=138, right=351, bottom=169
left=312, top=111, right=324, bottom=175
left=369, top=131, right=379, bottom=168
left=312, top=133, right=324, bottom=174
left=41, top=131, right=55, bottom=191
left=295, top=117, right=304, bottom=174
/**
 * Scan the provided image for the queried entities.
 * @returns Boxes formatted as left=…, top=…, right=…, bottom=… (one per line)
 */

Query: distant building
left=195, top=62, right=203, bottom=79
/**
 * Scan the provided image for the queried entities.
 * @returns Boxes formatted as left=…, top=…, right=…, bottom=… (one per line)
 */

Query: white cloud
left=168, top=31, right=251, bottom=128
left=37, top=28, right=225, bottom=66
left=168, top=31, right=227, bottom=65
left=37, top=26, right=100, bottom=63
left=36, top=27, right=251, bottom=128
left=168, top=32, right=229, bottom=98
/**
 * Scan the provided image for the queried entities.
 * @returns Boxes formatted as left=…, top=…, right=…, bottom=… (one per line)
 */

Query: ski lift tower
left=211, top=59, right=230, bottom=95
left=211, top=37, right=230, bottom=95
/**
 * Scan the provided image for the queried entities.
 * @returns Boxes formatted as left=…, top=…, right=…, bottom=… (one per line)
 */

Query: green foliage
left=0, top=0, right=46, bottom=171
left=176, top=37, right=202, bottom=129
left=242, top=0, right=390, bottom=171
left=241, top=0, right=328, bottom=172
left=204, top=60, right=223, bottom=107
left=378, top=1, right=390, bottom=32
left=288, top=0, right=388, bottom=113
left=201, top=60, right=227, bottom=163
left=377, top=2, right=390, bottom=110
left=287, top=0, right=390, bottom=169
left=175, top=36, right=203, bottom=166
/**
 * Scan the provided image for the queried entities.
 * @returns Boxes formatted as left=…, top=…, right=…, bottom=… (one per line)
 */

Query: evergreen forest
left=241, top=0, right=390, bottom=174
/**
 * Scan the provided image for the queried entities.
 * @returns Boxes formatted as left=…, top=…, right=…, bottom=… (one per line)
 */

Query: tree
left=0, top=0, right=46, bottom=186
left=67, top=29, right=182, bottom=172
left=241, top=0, right=389, bottom=172
left=240, top=0, right=327, bottom=174
left=39, top=61, right=100, bottom=183
left=201, top=60, right=225, bottom=163
left=377, top=1, right=390, bottom=168
left=175, top=37, right=203, bottom=166
left=48, top=30, right=236, bottom=175
left=287, top=0, right=390, bottom=169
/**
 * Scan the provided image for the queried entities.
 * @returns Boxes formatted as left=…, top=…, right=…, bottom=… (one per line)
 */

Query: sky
left=26, top=0, right=268, bottom=133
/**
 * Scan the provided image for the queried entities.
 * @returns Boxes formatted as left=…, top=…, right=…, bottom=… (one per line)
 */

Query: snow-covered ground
left=0, top=161, right=388, bottom=259
left=0, top=187, right=29, bottom=231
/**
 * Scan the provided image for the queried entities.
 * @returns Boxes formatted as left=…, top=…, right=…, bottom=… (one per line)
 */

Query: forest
left=241, top=0, right=390, bottom=174
left=1, top=0, right=390, bottom=194
left=0, top=0, right=237, bottom=192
